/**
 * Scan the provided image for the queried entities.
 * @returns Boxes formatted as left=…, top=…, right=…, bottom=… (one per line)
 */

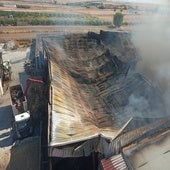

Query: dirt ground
left=0, top=0, right=160, bottom=43
left=0, top=44, right=40, bottom=170
left=0, top=25, right=109, bottom=42
left=0, top=0, right=155, bottom=43
left=0, top=0, right=156, bottom=22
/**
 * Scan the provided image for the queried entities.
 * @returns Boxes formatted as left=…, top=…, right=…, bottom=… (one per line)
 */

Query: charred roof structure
left=37, top=30, right=170, bottom=169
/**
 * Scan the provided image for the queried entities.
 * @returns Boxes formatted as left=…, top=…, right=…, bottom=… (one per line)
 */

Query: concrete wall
left=0, top=78, right=3, bottom=96
left=0, top=52, right=3, bottom=96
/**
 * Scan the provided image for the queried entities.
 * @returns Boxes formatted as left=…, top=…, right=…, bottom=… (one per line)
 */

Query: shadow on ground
left=6, top=137, right=40, bottom=170
left=0, top=105, right=13, bottom=147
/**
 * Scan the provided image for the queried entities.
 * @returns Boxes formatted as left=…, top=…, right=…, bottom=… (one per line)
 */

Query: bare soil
left=0, top=26, right=108, bottom=42
left=0, top=0, right=154, bottom=43
left=0, top=45, right=40, bottom=170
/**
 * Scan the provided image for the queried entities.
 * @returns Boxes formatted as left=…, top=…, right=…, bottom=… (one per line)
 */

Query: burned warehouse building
left=33, top=30, right=170, bottom=170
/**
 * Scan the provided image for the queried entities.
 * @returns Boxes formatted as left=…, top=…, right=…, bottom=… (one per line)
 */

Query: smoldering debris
left=131, top=0, right=170, bottom=113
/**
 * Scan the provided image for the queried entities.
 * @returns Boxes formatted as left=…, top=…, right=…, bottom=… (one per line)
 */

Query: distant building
left=8, top=14, right=13, bottom=19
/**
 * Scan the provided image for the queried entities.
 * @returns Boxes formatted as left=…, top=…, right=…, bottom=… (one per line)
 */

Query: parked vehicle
left=3, top=60, right=12, bottom=81
left=10, top=84, right=33, bottom=140
left=0, top=52, right=12, bottom=95
left=10, top=78, right=43, bottom=140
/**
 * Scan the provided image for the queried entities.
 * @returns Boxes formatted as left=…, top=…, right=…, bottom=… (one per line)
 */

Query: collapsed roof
left=42, top=31, right=166, bottom=156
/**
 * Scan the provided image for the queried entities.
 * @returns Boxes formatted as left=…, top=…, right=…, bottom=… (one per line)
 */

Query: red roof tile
left=101, top=154, right=128, bottom=170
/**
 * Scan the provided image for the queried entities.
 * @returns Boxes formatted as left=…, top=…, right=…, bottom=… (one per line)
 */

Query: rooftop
left=42, top=31, right=166, bottom=152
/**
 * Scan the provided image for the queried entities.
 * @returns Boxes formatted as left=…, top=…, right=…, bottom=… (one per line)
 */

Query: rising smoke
left=131, top=0, right=170, bottom=112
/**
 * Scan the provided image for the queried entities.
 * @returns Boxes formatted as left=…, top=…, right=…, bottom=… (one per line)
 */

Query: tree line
left=0, top=11, right=111, bottom=26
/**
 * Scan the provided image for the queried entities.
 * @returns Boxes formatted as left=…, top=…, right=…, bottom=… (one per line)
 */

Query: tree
left=113, top=12, right=123, bottom=28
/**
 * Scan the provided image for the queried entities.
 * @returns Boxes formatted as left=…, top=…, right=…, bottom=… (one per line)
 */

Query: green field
left=0, top=11, right=111, bottom=26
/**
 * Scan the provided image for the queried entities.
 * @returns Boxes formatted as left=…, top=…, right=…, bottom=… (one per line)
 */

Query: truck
left=0, top=52, right=12, bottom=96
left=10, top=78, right=43, bottom=140
left=10, top=84, right=33, bottom=140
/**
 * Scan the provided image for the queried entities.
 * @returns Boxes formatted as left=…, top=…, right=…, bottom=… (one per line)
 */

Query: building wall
left=128, top=132, right=170, bottom=170
left=0, top=52, right=3, bottom=96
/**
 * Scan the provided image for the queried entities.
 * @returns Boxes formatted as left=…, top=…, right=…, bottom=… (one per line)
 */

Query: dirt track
left=0, top=25, right=108, bottom=42
left=0, top=45, right=40, bottom=170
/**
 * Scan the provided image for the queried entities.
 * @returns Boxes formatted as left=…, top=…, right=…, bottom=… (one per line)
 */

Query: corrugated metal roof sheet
left=126, top=129, right=170, bottom=170
left=101, top=154, right=128, bottom=170
left=48, top=117, right=170, bottom=157
left=43, top=32, right=166, bottom=149
left=49, top=60, right=116, bottom=146
left=109, top=117, right=170, bottom=155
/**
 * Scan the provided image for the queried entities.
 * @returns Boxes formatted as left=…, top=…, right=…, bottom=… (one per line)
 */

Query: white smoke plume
left=131, top=0, right=170, bottom=112
left=126, top=94, right=150, bottom=117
